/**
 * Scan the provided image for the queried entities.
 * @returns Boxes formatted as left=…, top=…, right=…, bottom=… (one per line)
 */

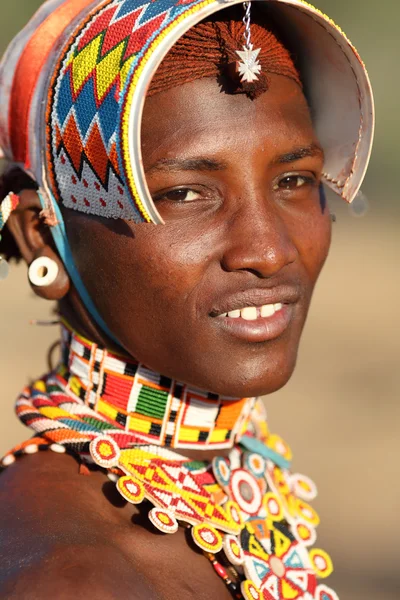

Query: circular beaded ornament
left=117, top=475, right=145, bottom=504
left=242, top=531, right=318, bottom=600
left=224, top=500, right=244, bottom=527
left=89, top=435, right=120, bottom=468
left=241, top=579, right=261, bottom=600
left=212, top=456, right=231, bottom=488
left=229, top=468, right=262, bottom=516
left=263, top=492, right=284, bottom=522
left=243, top=452, right=266, bottom=478
left=223, top=534, right=244, bottom=566
left=309, top=548, right=334, bottom=579
left=296, top=499, right=320, bottom=527
left=191, top=523, right=223, bottom=553
left=148, top=508, right=179, bottom=534
left=292, top=519, right=317, bottom=547
left=290, top=473, right=317, bottom=501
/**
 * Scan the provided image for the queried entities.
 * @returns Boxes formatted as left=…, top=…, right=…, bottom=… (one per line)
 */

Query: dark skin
left=1, top=74, right=331, bottom=597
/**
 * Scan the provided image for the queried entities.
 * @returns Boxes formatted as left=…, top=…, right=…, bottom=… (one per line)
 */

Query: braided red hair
left=148, top=14, right=301, bottom=99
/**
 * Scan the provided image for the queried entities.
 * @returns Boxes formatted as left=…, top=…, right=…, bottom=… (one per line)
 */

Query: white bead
left=24, top=444, right=39, bottom=454
left=1, top=454, right=16, bottom=466
left=50, top=443, right=66, bottom=454
left=107, top=472, right=119, bottom=482
left=28, top=256, right=59, bottom=287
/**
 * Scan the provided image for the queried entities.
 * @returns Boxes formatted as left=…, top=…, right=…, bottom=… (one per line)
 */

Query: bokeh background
left=0, top=1, right=399, bottom=598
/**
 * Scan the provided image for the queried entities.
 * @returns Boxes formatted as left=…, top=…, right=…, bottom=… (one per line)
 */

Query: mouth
left=212, top=303, right=294, bottom=343
left=210, top=288, right=299, bottom=343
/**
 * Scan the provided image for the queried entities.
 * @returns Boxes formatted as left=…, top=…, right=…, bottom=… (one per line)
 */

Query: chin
left=201, top=351, right=299, bottom=398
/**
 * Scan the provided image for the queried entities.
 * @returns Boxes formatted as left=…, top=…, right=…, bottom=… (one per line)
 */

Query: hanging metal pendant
left=236, top=44, right=262, bottom=83
left=236, top=2, right=262, bottom=83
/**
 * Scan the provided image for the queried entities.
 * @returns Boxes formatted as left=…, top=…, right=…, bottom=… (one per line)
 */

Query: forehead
left=141, top=74, right=316, bottom=163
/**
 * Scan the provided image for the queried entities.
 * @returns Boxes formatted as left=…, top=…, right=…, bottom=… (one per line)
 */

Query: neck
left=59, top=323, right=257, bottom=461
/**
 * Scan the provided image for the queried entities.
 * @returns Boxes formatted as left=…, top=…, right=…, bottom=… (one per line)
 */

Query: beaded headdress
left=0, top=0, right=374, bottom=224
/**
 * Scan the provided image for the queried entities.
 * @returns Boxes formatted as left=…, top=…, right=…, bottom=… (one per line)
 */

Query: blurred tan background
left=0, top=1, right=399, bottom=599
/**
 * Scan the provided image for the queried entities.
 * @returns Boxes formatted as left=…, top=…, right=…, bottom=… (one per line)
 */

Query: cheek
left=116, top=221, right=218, bottom=315
left=295, top=210, right=332, bottom=281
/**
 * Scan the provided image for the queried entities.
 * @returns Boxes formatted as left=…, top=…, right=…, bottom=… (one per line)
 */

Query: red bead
left=213, top=561, right=228, bottom=579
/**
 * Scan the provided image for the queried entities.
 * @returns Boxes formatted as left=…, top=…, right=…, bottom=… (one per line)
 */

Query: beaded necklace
left=2, top=324, right=339, bottom=600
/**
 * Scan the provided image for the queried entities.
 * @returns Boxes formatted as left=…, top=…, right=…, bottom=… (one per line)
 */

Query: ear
left=6, top=189, right=70, bottom=300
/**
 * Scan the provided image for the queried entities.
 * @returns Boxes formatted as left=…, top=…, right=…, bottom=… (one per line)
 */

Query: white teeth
left=261, top=304, right=275, bottom=317
left=241, top=306, right=258, bottom=320
left=222, top=303, right=284, bottom=319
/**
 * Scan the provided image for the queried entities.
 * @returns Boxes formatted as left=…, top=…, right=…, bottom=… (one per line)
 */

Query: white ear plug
left=28, top=256, right=59, bottom=287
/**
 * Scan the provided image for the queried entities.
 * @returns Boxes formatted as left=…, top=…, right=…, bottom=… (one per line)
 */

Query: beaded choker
left=25, top=323, right=256, bottom=453
left=2, top=324, right=339, bottom=600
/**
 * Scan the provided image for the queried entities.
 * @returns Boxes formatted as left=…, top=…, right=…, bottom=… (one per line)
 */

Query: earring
left=28, top=256, right=59, bottom=287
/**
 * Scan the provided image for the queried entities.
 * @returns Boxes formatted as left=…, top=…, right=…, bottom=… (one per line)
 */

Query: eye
left=154, top=188, right=201, bottom=203
left=274, top=174, right=315, bottom=191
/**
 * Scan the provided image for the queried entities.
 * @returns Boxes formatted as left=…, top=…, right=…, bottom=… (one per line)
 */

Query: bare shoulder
left=0, top=452, right=158, bottom=599
left=0, top=452, right=232, bottom=600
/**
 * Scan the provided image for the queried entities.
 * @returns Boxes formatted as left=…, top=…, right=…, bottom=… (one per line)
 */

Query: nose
left=221, top=196, right=298, bottom=278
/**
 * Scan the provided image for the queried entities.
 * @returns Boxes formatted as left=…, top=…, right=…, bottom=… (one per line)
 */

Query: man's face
left=63, top=74, right=331, bottom=397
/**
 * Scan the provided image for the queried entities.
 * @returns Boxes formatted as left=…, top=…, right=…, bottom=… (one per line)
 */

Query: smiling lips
left=214, top=302, right=294, bottom=343
left=212, top=289, right=298, bottom=343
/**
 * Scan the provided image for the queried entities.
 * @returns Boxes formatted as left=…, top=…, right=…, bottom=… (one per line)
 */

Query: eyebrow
left=146, top=157, right=228, bottom=174
left=274, top=144, right=325, bottom=165
left=145, top=144, right=324, bottom=175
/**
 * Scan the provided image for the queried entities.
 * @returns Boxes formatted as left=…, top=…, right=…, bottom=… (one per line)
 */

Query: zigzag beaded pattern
left=46, top=0, right=211, bottom=223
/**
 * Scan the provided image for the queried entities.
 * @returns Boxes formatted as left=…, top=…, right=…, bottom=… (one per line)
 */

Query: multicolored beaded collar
left=2, top=324, right=338, bottom=600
